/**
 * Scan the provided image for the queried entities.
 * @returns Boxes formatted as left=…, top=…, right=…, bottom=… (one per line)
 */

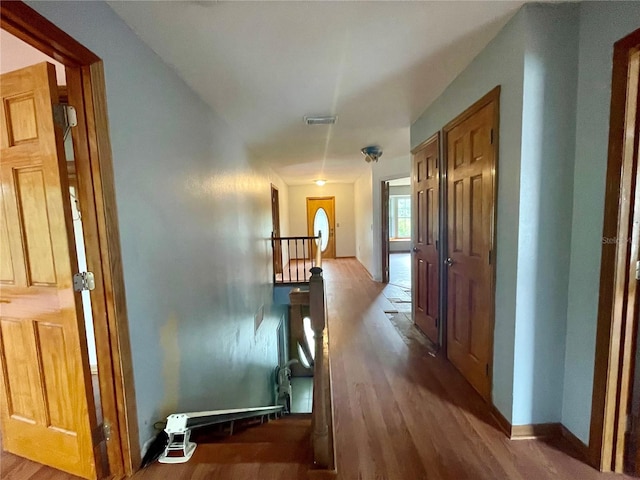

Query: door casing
left=0, top=3, right=139, bottom=477
left=381, top=181, right=390, bottom=283
left=271, top=184, right=283, bottom=275
left=589, top=27, right=640, bottom=474
left=442, top=87, right=499, bottom=402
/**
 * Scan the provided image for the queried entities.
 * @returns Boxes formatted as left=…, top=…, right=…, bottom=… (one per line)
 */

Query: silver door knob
left=445, top=257, right=454, bottom=266
left=412, top=247, right=419, bottom=253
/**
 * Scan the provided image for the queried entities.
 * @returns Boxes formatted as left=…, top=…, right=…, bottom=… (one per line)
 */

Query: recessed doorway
left=384, top=177, right=412, bottom=290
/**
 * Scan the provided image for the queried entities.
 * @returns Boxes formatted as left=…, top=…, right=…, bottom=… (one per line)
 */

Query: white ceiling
left=108, top=1, right=524, bottom=186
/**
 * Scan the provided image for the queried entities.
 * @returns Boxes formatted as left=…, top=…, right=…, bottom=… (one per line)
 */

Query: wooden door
left=271, top=185, right=283, bottom=274
left=381, top=181, right=390, bottom=283
left=0, top=63, right=99, bottom=479
left=445, top=93, right=497, bottom=401
left=412, top=134, right=439, bottom=344
left=307, top=197, right=336, bottom=259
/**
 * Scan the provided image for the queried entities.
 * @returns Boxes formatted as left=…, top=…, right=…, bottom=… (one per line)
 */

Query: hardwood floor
left=389, top=252, right=411, bottom=290
left=1, top=258, right=635, bottom=479
left=322, top=258, right=632, bottom=480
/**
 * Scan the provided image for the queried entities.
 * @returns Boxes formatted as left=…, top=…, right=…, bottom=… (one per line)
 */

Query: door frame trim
left=271, top=184, right=283, bottom=278
left=589, top=27, right=640, bottom=473
left=1, top=2, right=139, bottom=477
left=381, top=181, right=390, bottom=284
left=441, top=86, right=500, bottom=401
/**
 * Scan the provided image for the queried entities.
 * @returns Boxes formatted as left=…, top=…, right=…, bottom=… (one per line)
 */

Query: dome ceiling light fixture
left=315, top=179, right=326, bottom=186
left=361, top=145, right=383, bottom=163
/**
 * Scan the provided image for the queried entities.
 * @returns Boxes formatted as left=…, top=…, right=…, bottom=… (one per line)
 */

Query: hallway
left=0, top=258, right=635, bottom=480
left=323, top=258, right=630, bottom=480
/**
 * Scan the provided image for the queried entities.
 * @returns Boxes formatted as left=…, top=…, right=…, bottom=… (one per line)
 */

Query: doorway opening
left=1, top=28, right=103, bottom=439
left=0, top=3, right=138, bottom=478
left=271, top=184, right=283, bottom=276
left=385, top=177, right=412, bottom=291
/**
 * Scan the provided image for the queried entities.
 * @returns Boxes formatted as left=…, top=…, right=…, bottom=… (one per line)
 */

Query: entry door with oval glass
left=307, top=197, right=336, bottom=259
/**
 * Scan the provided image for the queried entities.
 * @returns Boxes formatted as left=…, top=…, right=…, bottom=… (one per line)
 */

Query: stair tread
left=190, top=418, right=313, bottom=464
left=191, top=416, right=312, bottom=446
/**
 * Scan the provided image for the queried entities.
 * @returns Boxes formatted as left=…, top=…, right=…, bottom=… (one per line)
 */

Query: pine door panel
left=412, top=134, right=439, bottom=344
left=0, top=63, right=98, bottom=479
left=445, top=98, right=496, bottom=402
left=307, top=197, right=336, bottom=259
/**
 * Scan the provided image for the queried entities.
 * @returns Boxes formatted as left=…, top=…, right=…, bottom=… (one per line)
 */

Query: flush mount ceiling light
left=315, top=179, right=326, bottom=186
left=361, top=145, right=383, bottom=163
left=304, top=115, right=337, bottom=126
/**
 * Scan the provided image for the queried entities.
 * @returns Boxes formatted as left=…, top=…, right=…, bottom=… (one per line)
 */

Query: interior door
left=0, top=63, right=99, bottom=479
left=381, top=181, right=390, bottom=283
left=412, top=134, right=439, bottom=344
left=445, top=97, right=497, bottom=401
left=271, top=185, right=283, bottom=275
left=307, top=197, right=336, bottom=259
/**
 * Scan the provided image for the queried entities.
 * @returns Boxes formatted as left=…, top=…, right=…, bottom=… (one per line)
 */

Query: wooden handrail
left=308, top=267, right=335, bottom=475
left=273, top=235, right=320, bottom=241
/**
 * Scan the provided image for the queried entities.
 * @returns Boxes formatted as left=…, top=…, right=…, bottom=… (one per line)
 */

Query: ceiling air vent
left=304, top=115, right=337, bottom=126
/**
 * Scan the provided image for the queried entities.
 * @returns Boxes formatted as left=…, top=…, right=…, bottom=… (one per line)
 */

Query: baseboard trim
left=491, top=404, right=591, bottom=464
left=560, top=425, right=590, bottom=462
left=490, top=404, right=511, bottom=437
left=511, top=423, right=562, bottom=440
left=490, top=404, right=562, bottom=440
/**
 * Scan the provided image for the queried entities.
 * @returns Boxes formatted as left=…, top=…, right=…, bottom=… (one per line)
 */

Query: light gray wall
left=354, top=171, right=374, bottom=276
left=411, top=9, right=526, bottom=422
left=28, top=1, right=287, bottom=448
left=563, top=1, right=640, bottom=444
left=512, top=3, right=579, bottom=425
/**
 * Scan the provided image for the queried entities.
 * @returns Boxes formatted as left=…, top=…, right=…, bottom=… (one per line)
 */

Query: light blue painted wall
left=563, top=1, right=640, bottom=444
left=412, top=0, right=640, bottom=435
left=28, top=1, right=285, bottom=448
left=411, top=9, right=527, bottom=422
left=512, top=3, right=579, bottom=425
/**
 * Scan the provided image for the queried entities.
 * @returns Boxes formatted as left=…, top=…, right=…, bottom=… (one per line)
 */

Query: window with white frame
left=389, top=195, right=411, bottom=239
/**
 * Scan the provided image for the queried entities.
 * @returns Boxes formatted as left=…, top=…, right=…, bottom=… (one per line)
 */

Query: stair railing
left=309, top=266, right=336, bottom=473
left=271, top=231, right=322, bottom=284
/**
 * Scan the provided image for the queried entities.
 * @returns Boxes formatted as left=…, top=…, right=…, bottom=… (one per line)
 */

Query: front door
left=307, top=197, right=336, bottom=259
left=412, top=134, right=440, bottom=344
left=0, top=63, right=99, bottom=479
left=445, top=94, right=497, bottom=401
